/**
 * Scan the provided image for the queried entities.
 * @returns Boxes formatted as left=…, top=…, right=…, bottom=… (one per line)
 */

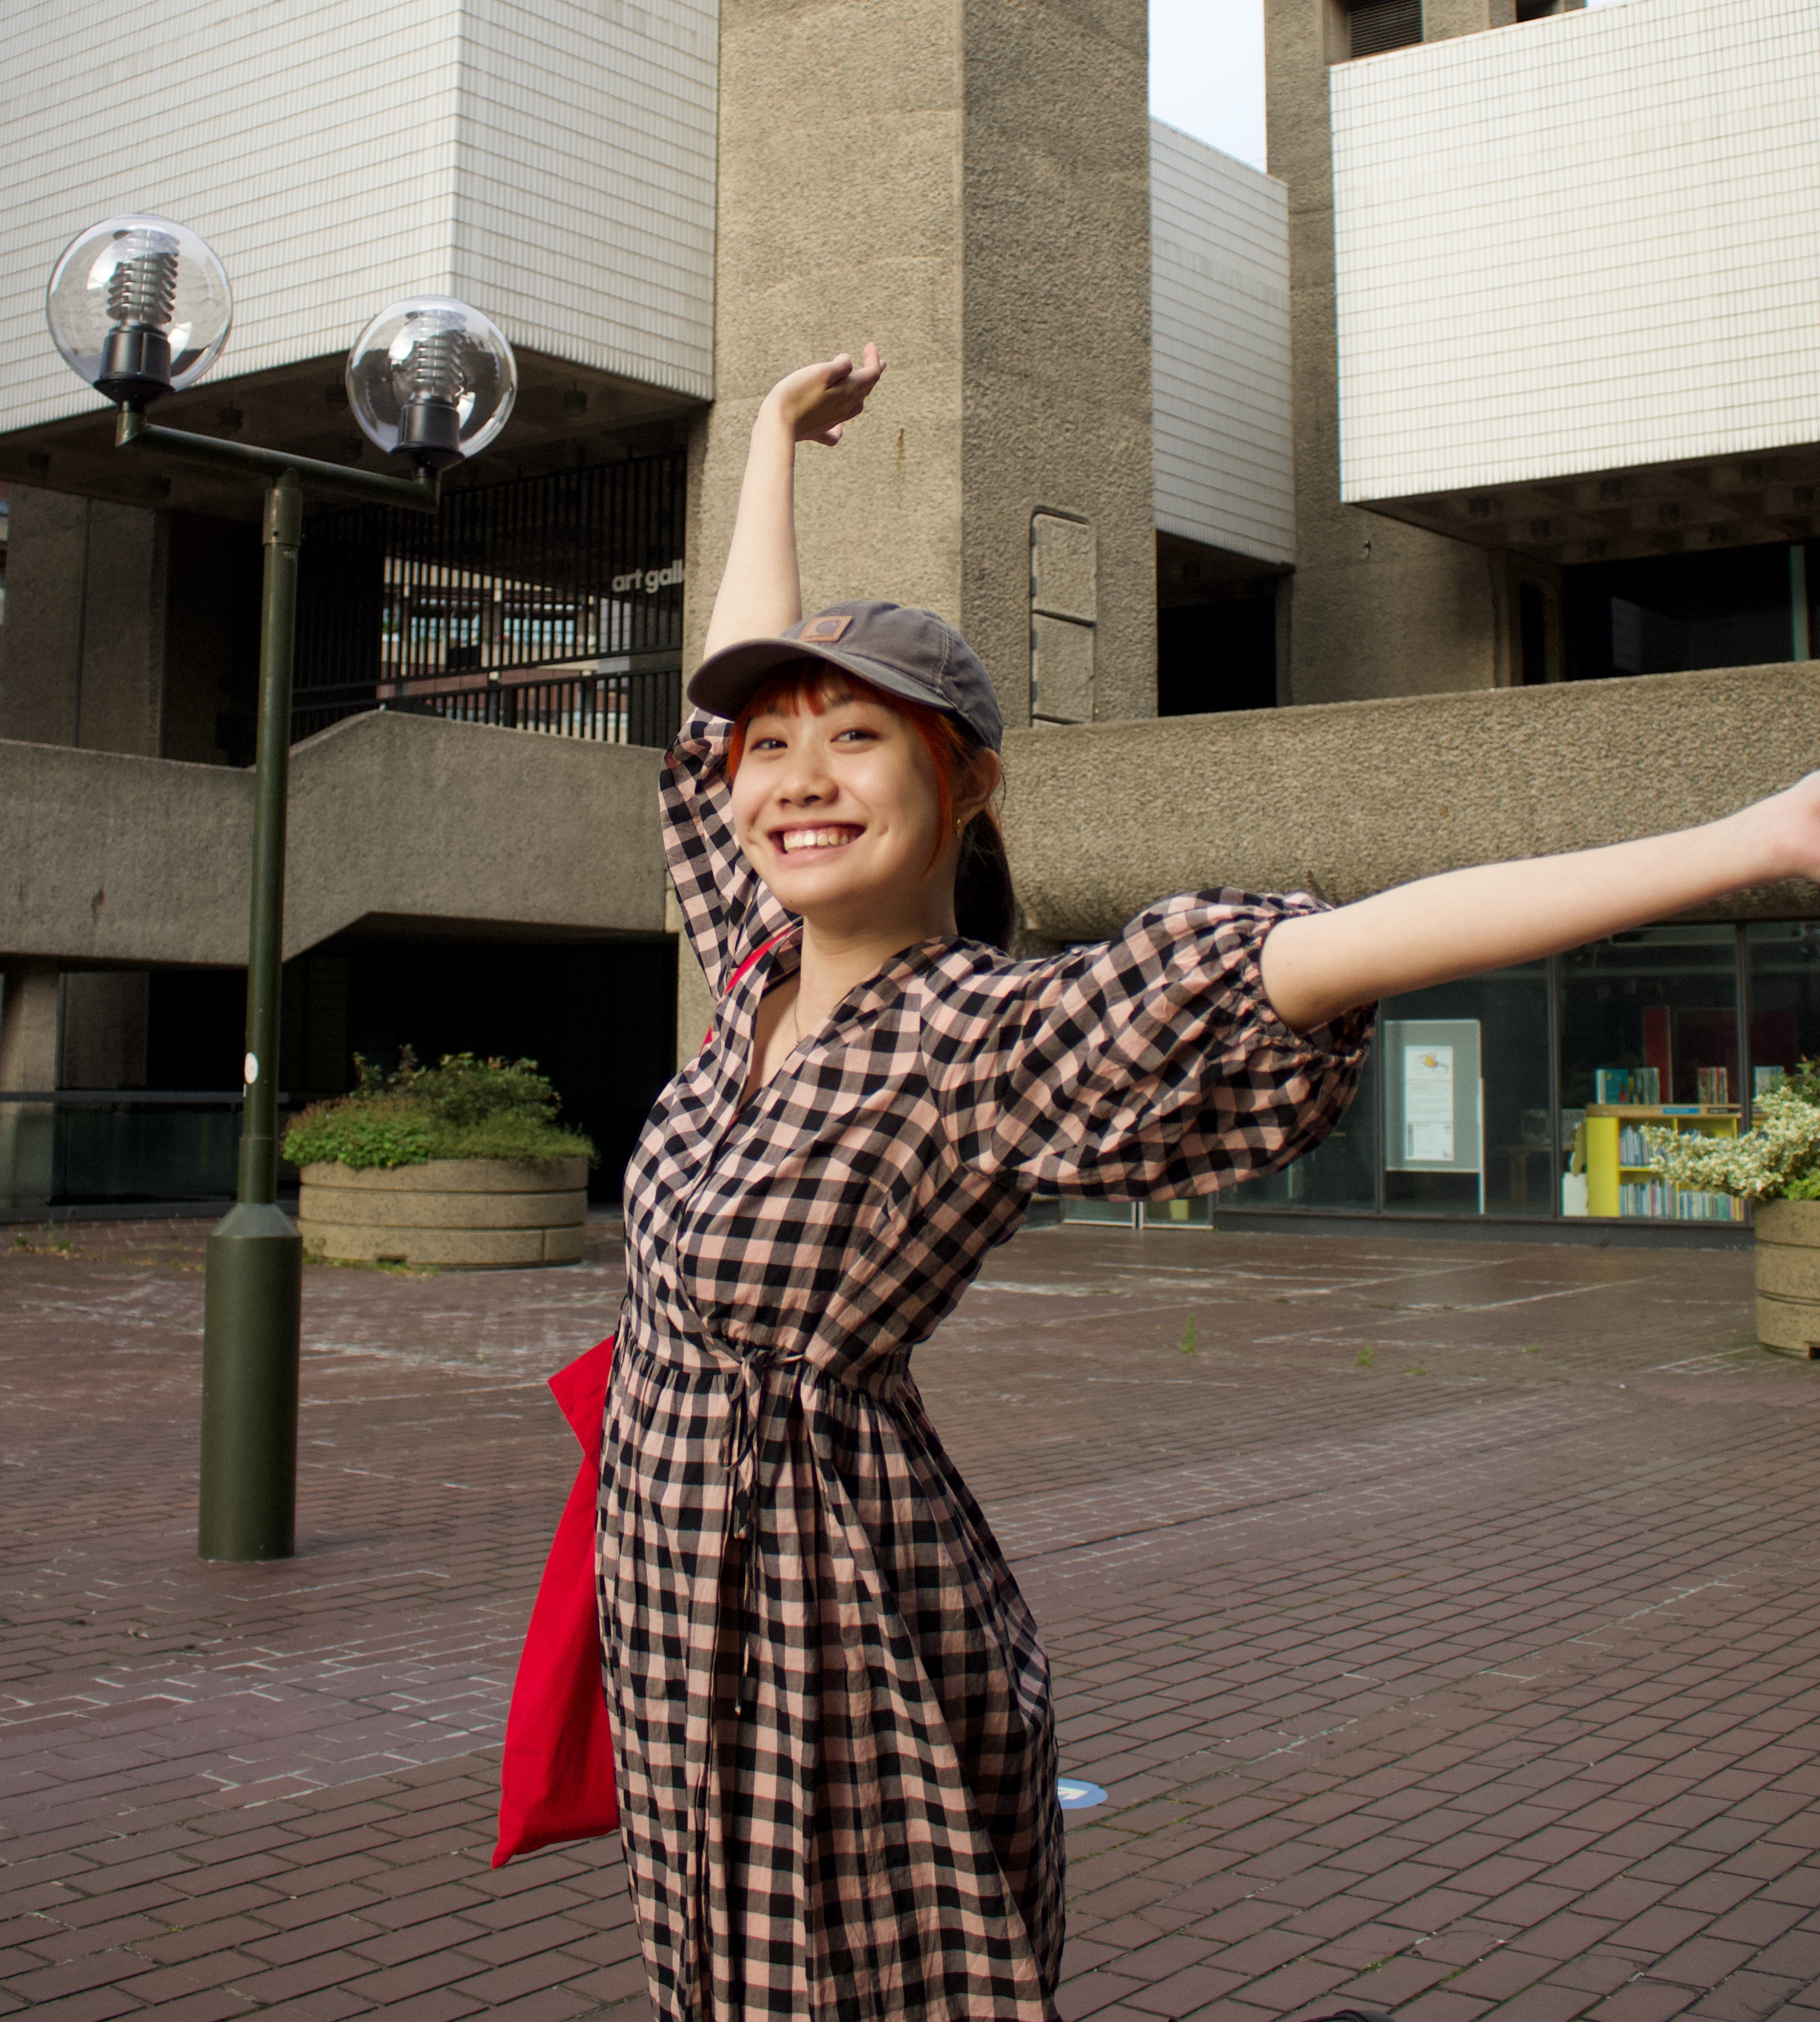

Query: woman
left=601, top=346, right=1820, bottom=2022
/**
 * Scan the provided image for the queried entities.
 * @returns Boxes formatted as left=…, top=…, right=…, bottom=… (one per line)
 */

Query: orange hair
left=727, top=660, right=999, bottom=876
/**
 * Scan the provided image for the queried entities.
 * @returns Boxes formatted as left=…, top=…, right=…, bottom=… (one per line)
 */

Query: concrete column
left=685, top=0, right=1155, bottom=733
left=0, top=485, right=167, bottom=755
left=1266, top=0, right=1500, bottom=704
left=0, top=964, right=62, bottom=1210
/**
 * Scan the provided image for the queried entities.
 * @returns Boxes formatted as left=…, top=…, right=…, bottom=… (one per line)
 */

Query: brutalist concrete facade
left=8, top=0, right=1820, bottom=1227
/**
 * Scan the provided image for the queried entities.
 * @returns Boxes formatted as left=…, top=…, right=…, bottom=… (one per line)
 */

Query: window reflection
left=1047, top=921, right=1820, bottom=1228
left=1748, top=923, right=1820, bottom=1093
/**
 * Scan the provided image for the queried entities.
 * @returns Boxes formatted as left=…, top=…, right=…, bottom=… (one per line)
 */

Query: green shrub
left=283, top=1048, right=594, bottom=1172
left=1646, top=1068, right=1820, bottom=1203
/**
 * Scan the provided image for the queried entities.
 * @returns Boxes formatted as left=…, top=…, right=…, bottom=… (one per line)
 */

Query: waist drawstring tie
left=723, top=1342, right=805, bottom=1716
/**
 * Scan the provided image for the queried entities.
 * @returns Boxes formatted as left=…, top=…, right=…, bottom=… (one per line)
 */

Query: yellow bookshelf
left=1582, top=1104, right=1741, bottom=1219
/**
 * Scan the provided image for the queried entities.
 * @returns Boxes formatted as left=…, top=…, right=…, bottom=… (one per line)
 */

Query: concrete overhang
left=0, top=352, right=702, bottom=522
left=1001, top=661, right=1820, bottom=943
left=1359, top=447, right=1820, bottom=573
left=1156, top=530, right=1290, bottom=606
left=0, top=709, right=667, bottom=968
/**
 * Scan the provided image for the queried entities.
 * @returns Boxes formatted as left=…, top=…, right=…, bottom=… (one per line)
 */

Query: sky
left=1148, top=0, right=1628, bottom=173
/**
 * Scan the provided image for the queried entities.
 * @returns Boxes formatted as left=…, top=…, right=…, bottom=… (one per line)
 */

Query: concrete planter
left=1754, top=1198, right=1820, bottom=1357
left=298, top=1157, right=588, bottom=1270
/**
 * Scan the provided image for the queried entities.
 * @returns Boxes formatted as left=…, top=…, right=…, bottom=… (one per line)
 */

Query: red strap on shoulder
left=701, top=931, right=790, bottom=1050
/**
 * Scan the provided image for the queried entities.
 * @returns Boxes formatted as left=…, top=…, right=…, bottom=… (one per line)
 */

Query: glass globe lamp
left=46, top=215, right=233, bottom=405
left=346, top=297, right=518, bottom=470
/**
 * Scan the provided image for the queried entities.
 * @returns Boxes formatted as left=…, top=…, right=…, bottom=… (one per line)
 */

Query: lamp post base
left=198, top=1201, right=303, bottom=1563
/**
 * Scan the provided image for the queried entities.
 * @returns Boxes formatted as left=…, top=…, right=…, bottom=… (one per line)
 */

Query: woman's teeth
left=780, top=828, right=857, bottom=852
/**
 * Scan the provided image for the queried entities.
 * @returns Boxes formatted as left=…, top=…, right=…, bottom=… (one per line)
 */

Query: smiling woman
left=589, top=344, right=1820, bottom=2022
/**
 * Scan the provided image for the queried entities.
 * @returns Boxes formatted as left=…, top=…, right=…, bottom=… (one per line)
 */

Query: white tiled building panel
left=1332, top=0, right=1820, bottom=503
left=1151, top=121, right=1294, bottom=567
left=0, top=0, right=715, bottom=437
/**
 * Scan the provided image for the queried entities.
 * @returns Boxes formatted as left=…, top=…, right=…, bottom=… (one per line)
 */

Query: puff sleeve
left=933, top=890, right=1374, bottom=1197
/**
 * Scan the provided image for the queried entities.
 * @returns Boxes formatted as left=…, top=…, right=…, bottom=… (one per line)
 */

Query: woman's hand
left=760, top=346, right=886, bottom=447
left=701, top=344, right=890, bottom=660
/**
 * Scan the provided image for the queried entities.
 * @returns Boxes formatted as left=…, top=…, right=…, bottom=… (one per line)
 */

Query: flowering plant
left=1646, top=1069, right=1820, bottom=1203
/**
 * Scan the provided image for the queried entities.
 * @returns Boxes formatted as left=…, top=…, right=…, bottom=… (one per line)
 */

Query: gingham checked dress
left=600, top=708, right=1374, bottom=2022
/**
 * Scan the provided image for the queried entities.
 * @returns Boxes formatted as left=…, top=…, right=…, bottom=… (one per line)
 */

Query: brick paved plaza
left=6, top=1214, right=1820, bottom=2022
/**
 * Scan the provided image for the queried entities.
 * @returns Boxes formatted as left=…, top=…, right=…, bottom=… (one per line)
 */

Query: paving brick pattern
left=5, top=1216, right=1820, bottom=2022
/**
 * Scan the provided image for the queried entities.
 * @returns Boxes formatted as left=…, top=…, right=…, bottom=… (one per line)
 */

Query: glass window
left=1559, top=927, right=1739, bottom=1108
left=1379, top=965, right=1553, bottom=1216
left=1747, top=923, right=1820, bottom=1093
left=1558, top=925, right=1740, bottom=1221
left=1056, top=1197, right=1138, bottom=1228
left=1233, top=1045, right=1381, bottom=1211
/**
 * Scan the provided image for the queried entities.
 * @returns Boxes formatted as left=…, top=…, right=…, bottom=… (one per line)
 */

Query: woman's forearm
left=1260, top=790, right=1812, bottom=1032
left=699, top=348, right=887, bottom=664
left=702, top=408, right=801, bottom=662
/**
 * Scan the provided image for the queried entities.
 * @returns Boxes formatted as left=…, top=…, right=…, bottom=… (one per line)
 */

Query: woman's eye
left=834, top=727, right=877, bottom=744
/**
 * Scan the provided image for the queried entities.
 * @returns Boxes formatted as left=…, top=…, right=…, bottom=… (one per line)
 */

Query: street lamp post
left=46, top=215, right=519, bottom=1562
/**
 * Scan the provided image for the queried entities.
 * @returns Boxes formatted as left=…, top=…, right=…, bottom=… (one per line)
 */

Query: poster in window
left=1404, top=1045, right=1455, bottom=1163
left=1383, top=1018, right=1482, bottom=1175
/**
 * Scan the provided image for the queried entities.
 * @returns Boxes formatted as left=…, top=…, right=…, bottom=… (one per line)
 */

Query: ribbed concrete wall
left=1333, top=0, right=1820, bottom=503
left=0, top=0, right=715, bottom=436
left=1151, top=121, right=1293, bottom=567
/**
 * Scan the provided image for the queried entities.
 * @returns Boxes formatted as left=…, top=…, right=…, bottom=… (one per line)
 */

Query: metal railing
left=0, top=1091, right=291, bottom=1208
left=292, top=453, right=686, bottom=748
left=291, top=654, right=681, bottom=748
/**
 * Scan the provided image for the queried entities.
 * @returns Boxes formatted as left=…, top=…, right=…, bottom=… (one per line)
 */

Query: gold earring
left=955, top=817, right=965, bottom=840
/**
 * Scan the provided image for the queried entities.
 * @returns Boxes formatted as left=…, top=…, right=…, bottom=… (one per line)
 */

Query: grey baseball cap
left=687, top=599, right=1003, bottom=752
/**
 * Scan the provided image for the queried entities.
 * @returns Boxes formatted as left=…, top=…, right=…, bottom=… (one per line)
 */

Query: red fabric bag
left=492, top=1334, right=619, bottom=1866
left=493, top=936, right=785, bottom=1866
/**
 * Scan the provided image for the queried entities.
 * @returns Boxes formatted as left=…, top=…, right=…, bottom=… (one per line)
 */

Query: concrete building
left=4, top=0, right=1819, bottom=1241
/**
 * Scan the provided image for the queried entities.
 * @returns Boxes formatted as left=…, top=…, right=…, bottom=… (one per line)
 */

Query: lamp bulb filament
left=105, top=229, right=180, bottom=330
left=410, top=320, right=466, bottom=403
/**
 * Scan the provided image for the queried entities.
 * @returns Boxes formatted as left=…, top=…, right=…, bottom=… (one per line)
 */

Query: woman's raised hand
left=702, top=344, right=889, bottom=657
left=763, top=345, right=887, bottom=447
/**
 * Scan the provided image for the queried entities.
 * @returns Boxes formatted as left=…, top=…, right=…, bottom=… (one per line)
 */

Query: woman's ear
left=956, top=749, right=1003, bottom=827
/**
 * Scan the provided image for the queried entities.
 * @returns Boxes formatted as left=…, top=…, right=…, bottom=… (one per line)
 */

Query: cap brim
left=687, top=635, right=965, bottom=724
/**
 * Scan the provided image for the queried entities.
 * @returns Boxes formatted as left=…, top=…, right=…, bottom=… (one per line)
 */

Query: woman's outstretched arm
left=1260, top=775, right=1820, bottom=1031
left=700, top=346, right=887, bottom=661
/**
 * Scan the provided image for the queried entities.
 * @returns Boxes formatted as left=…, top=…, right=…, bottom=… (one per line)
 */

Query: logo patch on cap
left=798, top=615, right=853, bottom=644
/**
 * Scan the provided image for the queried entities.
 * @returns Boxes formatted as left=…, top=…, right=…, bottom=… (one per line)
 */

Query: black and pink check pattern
left=598, top=710, right=1374, bottom=2022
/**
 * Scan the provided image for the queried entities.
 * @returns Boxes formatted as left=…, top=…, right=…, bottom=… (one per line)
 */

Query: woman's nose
left=777, top=756, right=835, bottom=804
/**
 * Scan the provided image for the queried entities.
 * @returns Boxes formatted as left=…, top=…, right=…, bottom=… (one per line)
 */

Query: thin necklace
left=786, top=989, right=802, bottom=1049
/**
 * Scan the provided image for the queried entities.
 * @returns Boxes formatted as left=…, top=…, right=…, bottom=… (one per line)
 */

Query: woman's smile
left=774, top=822, right=864, bottom=856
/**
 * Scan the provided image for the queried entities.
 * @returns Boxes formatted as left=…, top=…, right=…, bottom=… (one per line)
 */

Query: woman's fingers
left=767, top=344, right=888, bottom=444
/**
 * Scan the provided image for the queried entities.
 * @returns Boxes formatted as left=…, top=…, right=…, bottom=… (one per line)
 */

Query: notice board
left=1383, top=1018, right=1483, bottom=1175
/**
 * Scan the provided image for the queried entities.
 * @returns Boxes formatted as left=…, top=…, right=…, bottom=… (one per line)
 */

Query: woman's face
left=730, top=687, right=951, bottom=932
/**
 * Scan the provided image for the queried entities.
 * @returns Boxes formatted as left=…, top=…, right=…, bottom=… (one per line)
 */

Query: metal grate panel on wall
left=293, top=452, right=685, bottom=748
left=1349, top=0, right=1421, bottom=58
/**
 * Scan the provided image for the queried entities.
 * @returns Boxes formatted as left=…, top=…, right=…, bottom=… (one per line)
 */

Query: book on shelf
left=1594, top=1066, right=1662, bottom=1105
left=1674, top=1189, right=1743, bottom=1223
left=1695, top=1066, right=1730, bottom=1105
left=1618, top=1124, right=1659, bottom=1166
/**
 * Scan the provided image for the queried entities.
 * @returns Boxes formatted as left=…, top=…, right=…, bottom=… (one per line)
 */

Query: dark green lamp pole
left=116, top=419, right=439, bottom=1562
left=47, top=214, right=519, bottom=1562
